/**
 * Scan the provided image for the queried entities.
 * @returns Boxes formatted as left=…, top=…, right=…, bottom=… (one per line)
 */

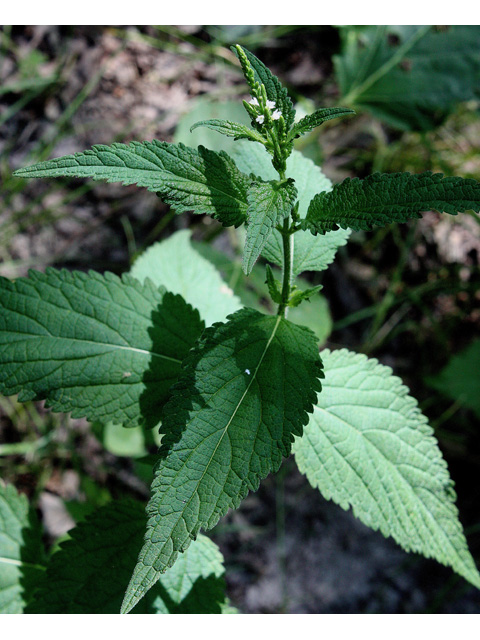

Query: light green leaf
left=122, top=307, right=323, bottom=613
left=293, top=348, right=480, bottom=590
left=0, top=483, right=46, bottom=613
left=336, top=26, right=480, bottom=131
left=233, top=45, right=296, bottom=130
left=287, top=107, right=355, bottom=141
left=304, top=172, right=480, bottom=234
left=427, top=339, right=480, bottom=419
left=0, top=269, right=204, bottom=428
left=288, top=284, right=323, bottom=308
left=130, top=230, right=242, bottom=326
left=26, top=500, right=227, bottom=613
left=190, top=119, right=266, bottom=144
left=13, top=141, right=251, bottom=228
left=287, top=292, right=332, bottom=346
left=232, top=141, right=350, bottom=275
left=243, top=179, right=297, bottom=275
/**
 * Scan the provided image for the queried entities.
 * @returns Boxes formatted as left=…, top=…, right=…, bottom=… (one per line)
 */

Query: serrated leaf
left=304, top=172, right=480, bottom=234
left=336, top=25, right=480, bottom=131
left=122, top=307, right=323, bottom=613
left=232, top=141, right=350, bottom=275
left=427, top=339, right=480, bottom=419
left=0, top=483, right=46, bottom=613
left=130, top=229, right=242, bottom=327
left=13, top=141, right=251, bottom=228
left=243, top=180, right=297, bottom=275
left=265, top=264, right=282, bottom=304
left=233, top=45, right=296, bottom=130
left=26, top=500, right=227, bottom=613
left=293, top=348, right=480, bottom=590
left=287, top=107, right=355, bottom=141
left=0, top=269, right=204, bottom=428
left=190, top=119, right=266, bottom=144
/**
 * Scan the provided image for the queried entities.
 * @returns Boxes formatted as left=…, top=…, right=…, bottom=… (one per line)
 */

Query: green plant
left=2, top=44, right=480, bottom=614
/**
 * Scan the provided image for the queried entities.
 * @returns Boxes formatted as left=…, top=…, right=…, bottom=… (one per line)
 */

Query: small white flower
left=245, top=369, right=251, bottom=375
left=255, top=115, right=265, bottom=124
left=271, top=109, right=282, bottom=120
left=248, top=97, right=259, bottom=106
left=266, top=100, right=276, bottom=109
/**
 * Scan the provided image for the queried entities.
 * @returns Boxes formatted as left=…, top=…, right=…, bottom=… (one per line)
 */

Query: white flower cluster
left=248, top=97, right=282, bottom=124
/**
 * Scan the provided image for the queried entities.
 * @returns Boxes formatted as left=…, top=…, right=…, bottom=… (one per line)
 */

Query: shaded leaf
left=0, top=269, right=204, bottom=428
left=122, top=307, right=323, bottom=612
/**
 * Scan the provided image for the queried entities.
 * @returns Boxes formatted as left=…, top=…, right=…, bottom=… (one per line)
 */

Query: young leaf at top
left=304, top=172, right=480, bottom=234
left=243, top=179, right=297, bottom=275
left=293, top=349, right=480, bottom=590
left=0, top=483, right=46, bottom=614
left=287, top=107, right=355, bottom=141
left=13, top=141, right=251, bottom=228
left=26, top=500, right=228, bottom=614
left=0, top=269, right=204, bottom=428
left=233, top=45, right=296, bottom=130
left=232, top=141, right=350, bottom=275
left=121, top=307, right=323, bottom=613
left=190, top=119, right=267, bottom=145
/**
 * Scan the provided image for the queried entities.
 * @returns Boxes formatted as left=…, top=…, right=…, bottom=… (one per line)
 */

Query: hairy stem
left=277, top=218, right=294, bottom=317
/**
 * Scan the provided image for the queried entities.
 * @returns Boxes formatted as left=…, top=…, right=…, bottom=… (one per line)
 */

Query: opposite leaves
left=293, top=349, right=480, bottom=590
left=14, top=141, right=251, bottom=228
left=0, top=269, right=204, bottom=428
left=122, top=307, right=323, bottom=613
left=304, top=172, right=480, bottom=233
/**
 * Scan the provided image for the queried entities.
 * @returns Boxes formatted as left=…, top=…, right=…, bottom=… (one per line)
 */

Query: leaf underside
left=293, top=348, right=480, bottom=590
left=14, top=141, right=251, bottom=228
left=0, top=269, right=204, bottom=428
left=122, top=307, right=323, bottom=613
left=26, top=500, right=227, bottom=614
left=305, top=172, right=480, bottom=234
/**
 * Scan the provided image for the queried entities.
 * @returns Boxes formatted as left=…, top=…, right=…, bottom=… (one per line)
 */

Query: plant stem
left=277, top=218, right=294, bottom=317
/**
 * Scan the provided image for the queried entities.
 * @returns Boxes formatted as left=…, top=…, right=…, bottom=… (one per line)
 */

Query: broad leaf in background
left=427, top=339, right=480, bottom=419
left=232, top=141, right=350, bottom=274
left=130, top=229, right=242, bottom=326
left=0, top=483, right=46, bottom=613
left=0, top=269, right=204, bottom=428
left=293, top=349, right=480, bottom=590
left=26, top=500, right=228, bottom=614
left=234, top=45, right=296, bottom=130
left=243, top=179, right=297, bottom=275
left=14, top=141, right=251, bottom=228
left=122, top=307, right=323, bottom=612
left=335, top=25, right=480, bottom=131
left=287, top=107, right=355, bottom=141
left=304, top=172, right=480, bottom=234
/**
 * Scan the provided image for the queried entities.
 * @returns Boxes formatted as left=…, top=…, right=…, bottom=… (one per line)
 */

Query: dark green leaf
left=243, top=179, right=297, bottom=275
left=14, top=141, right=251, bottom=228
left=0, top=269, right=204, bottom=428
left=304, top=172, right=480, bottom=234
left=26, top=500, right=228, bottom=613
left=122, top=307, right=323, bottom=612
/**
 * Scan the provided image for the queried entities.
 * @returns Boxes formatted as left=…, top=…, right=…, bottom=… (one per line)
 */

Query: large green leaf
left=122, top=307, right=323, bottom=612
left=232, top=141, right=350, bottom=275
left=304, top=172, right=480, bottom=234
left=26, top=500, right=228, bottom=613
left=130, top=229, right=242, bottom=326
left=0, top=269, right=204, bottom=428
left=13, top=141, right=251, bottom=227
left=243, top=179, right=297, bottom=275
left=0, top=483, right=46, bottom=613
left=336, top=25, right=480, bottom=131
left=293, top=348, right=480, bottom=590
